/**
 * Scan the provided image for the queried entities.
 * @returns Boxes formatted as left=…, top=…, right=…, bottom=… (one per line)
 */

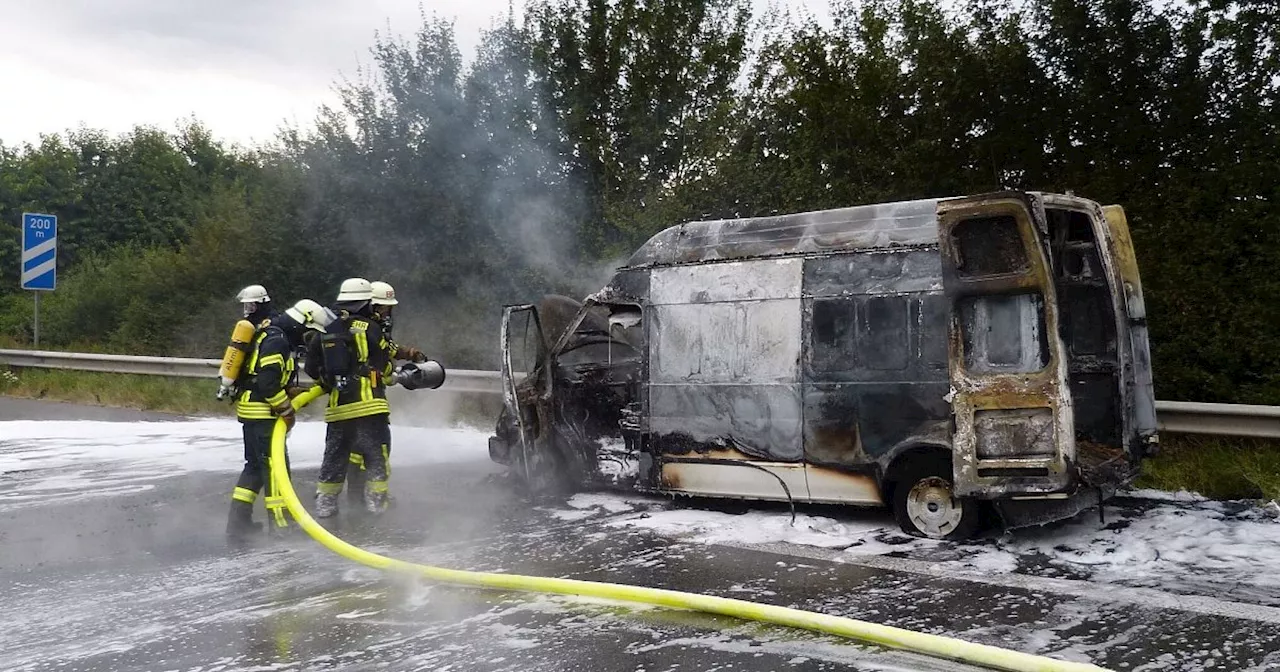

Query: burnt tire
left=891, top=462, right=981, bottom=541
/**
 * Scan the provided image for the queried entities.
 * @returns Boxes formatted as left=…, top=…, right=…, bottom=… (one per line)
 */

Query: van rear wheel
left=892, top=465, right=980, bottom=540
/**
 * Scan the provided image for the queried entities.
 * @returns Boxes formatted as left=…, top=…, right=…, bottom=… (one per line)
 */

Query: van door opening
left=1044, top=207, right=1126, bottom=480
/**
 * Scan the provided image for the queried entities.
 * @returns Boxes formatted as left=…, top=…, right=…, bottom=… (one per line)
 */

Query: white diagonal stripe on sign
left=21, top=259, right=56, bottom=283
left=22, top=237, right=56, bottom=262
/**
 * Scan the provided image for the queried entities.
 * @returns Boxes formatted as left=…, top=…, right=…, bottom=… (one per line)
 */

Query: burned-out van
left=488, top=192, right=1158, bottom=539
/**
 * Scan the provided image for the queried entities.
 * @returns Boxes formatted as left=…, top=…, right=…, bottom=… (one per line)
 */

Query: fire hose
left=270, top=385, right=1112, bottom=672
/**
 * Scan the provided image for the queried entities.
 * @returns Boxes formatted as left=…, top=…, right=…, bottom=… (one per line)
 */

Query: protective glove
left=271, top=398, right=296, bottom=431
left=405, top=347, right=427, bottom=363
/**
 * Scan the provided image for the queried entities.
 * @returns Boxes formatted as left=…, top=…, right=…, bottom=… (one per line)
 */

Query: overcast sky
left=0, top=0, right=830, bottom=149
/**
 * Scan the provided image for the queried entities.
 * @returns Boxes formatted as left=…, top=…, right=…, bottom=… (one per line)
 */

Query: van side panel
left=801, top=249, right=952, bottom=468
left=647, top=258, right=806, bottom=462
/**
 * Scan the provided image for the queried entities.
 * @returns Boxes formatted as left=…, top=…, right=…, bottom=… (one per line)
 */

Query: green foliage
left=0, top=0, right=1277, bottom=396
left=0, top=367, right=231, bottom=416
left=1136, top=435, right=1280, bottom=501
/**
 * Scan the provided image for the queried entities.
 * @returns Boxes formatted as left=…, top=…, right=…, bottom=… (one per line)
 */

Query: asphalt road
left=2, top=399, right=1279, bottom=671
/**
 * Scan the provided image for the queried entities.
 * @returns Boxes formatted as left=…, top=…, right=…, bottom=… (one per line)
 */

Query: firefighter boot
left=364, top=484, right=389, bottom=515
left=226, top=500, right=261, bottom=540
left=315, top=492, right=339, bottom=518
left=346, top=459, right=366, bottom=509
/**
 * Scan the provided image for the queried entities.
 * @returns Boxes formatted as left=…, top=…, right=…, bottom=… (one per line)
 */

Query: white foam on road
left=0, top=419, right=492, bottom=510
left=553, top=490, right=1280, bottom=614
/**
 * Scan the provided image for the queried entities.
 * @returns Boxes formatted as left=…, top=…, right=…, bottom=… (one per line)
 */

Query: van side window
left=959, top=292, right=1049, bottom=373
left=860, top=296, right=909, bottom=370
left=808, top=297, right=910, bottom=372
left=812, top=299, right=852, bottom=349
left=951, top=216, right=1028, bottom=278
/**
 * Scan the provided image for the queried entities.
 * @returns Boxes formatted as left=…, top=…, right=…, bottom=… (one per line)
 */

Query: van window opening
left=959, top=292, right=1049, bottom=374
left=951, top=215, right=1028, bottom=278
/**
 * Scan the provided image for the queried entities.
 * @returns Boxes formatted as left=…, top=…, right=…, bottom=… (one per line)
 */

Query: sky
left=0, top=0, right=830, bottom=150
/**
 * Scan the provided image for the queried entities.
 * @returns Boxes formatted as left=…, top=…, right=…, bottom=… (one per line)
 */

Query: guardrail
left=1152, top=400, right=1280, bottom=439
left=3, top=349, right=1279, bottom=439
left=0, top=348, right=503, bottom=395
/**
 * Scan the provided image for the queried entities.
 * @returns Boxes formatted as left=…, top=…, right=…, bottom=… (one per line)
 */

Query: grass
left=0, top=367, right=234, bottom=416
left=0, top=366, right=497, bottom=425
left=1135, top=433, right=1280, bottom=501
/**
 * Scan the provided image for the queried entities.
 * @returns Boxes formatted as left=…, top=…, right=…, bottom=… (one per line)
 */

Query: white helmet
left=336, top=277, right=373, bottom=302
left=285, top=299, right=336, bottom=331
left=236, top=284, right=270, bottom=303
left=370, top=281, right=398, bottom=306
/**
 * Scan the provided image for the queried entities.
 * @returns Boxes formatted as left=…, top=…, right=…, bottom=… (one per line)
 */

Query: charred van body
left=488, top=192, right=1158, bottom=539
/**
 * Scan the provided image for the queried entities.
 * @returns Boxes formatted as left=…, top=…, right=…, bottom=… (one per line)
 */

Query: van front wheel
left=892, top=467, right=980, bottom=540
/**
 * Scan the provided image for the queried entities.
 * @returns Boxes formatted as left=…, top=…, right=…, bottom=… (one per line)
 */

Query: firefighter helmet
left=236, top=284, right=270, bottom=303
left=370, top=281, right=398, bottom=306
left=285, top=299, right=336, bottom=331
left=336, top=277, right=373, bottom=302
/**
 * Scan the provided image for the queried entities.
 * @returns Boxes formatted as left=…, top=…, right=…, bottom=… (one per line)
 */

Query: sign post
left=21, top=213, right=57, bottom=348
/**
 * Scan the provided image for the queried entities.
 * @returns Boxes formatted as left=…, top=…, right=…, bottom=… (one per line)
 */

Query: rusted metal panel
left=647, top=257, right=805, bottom=464
left=651, top=258, right=802, bottom=305
left=651, top=301, right=801, bottom=384
left=624, top=198, right=944, bottom=269
left=937, top=194, right=1075, bottom=497
left=803, top=248, right=943, bottom=297
left=803, top=294, right=948, bottom=383
left=649, top=384, right=804, bottom=461
left=800, top=247, right=952, bottom=470
left=973, top=408, right=1057, bottom=458
left=587, top=268, right=650, bottom=306
left=1100, top=203, right=1158, bottom=447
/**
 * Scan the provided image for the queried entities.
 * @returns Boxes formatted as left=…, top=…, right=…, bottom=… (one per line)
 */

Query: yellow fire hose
left=269, top=385, right=1111, bottom=672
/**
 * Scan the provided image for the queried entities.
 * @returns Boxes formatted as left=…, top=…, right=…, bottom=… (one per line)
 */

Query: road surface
left=2, top=398, right=1278, bottom=671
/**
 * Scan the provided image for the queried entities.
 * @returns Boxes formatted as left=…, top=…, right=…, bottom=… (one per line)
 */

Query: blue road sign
left=21, top=213, right=57, bottom=291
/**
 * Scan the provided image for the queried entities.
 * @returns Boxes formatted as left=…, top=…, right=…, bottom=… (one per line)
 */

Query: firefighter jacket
left=375, top=319, right=422, bottom=370
left=305, top=313, right=391, bottom=423
left=235, top=324, right=297, bottom=421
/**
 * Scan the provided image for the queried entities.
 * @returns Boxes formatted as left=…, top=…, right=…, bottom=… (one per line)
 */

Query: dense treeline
left=0, top=0, right=1276, bottom=404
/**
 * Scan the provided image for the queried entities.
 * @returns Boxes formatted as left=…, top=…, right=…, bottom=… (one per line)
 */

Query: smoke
left=289, top=13, right=636, bottom=380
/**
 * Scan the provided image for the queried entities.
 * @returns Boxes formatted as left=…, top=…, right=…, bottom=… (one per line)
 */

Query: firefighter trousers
left=346, top=416, right=391, bottom=503
left=229, top=419, right=292, bottom=527
left=316, top=415, right=388, bottom=499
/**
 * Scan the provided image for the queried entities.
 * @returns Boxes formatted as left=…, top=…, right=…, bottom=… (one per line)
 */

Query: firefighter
left=217, top=285, right=279, bottom=402
left=226, top=298, right=334, bottom=540
left=237, top=284, right=276, bottom=327
left=345, top=280, right=428, bottom=508
left=307, top=277, right=396, bottom=518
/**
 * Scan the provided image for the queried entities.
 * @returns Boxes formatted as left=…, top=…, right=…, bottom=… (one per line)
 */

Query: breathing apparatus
left=217, top=285, right=274, bottom=400
left=216, top=297, right=334, bottom=401
left=321, top=278, right=375, bottom=393
left=370, top=280, right=397, bottom=335
left=216, top=319, right=258, bottom=400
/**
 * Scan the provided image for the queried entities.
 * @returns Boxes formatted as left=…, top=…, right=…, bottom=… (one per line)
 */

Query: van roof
left=622, top=197, right=948, bottom=269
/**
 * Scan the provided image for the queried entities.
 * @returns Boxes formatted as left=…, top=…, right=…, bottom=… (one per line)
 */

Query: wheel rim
left=905, top=476, right=964, bottom=538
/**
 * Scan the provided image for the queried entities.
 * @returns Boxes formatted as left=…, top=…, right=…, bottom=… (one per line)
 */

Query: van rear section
left=488, top=191, right=1156, bottom=539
